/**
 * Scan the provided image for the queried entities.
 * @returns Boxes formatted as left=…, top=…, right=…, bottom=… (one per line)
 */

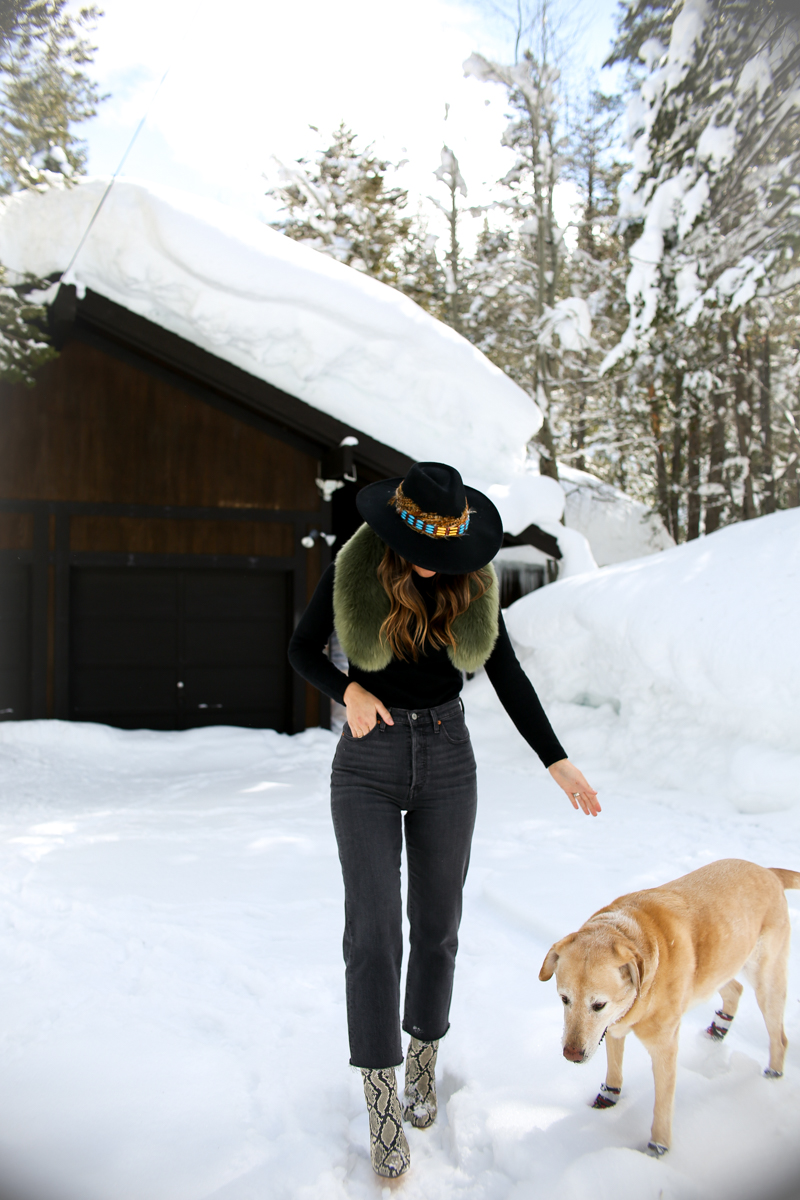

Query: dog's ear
left=539, top=933, right=576, bottom=981
left=612, top=940, right=642, bottom=993
left=619, top=958, right=640, bottom=992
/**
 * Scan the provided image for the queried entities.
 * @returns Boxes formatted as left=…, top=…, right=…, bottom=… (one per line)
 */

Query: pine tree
left=602, top=0, right=800, bottom=537
left=395, top=213, right=448, bottom=321
left=429, top=145, right=468, bottom=334
left=464, top=26, right=598, bottom=481
left=556, top=88, right=630, bottom=480
left=0, top=0, right=104, bottom=385
left=267, top=123, right=412, bottom=288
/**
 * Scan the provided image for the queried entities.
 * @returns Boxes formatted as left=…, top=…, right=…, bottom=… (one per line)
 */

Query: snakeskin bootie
left=403, top=1036, right=439, bottom=1129
left=361, top=1067, right=410, bottom=1178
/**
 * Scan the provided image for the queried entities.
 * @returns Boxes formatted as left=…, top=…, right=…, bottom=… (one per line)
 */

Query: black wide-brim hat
left=355, top=461, right=504, bottom=574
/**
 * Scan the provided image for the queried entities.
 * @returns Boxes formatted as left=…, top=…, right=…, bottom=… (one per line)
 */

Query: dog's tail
left=770, top=868, right=800, bottom=890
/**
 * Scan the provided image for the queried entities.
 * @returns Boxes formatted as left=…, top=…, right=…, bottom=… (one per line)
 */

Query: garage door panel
left=71, top=666, right=178, bottom=714
left=72, top=571, right=177, bottom=619
left=183, top=572, right=285, bottom=620
left=182, top=619, right=281, bottom=666
left=0, top=563, right=31, bottom=719
left=189, top=702, right=286, bottom=730
left=72, top=617, right=177, bottom=666
left=70, top=566, right=290, bottom=730
left=0, top=616, right=31, bottom=669
left=183, top=666, right=274, bottom=711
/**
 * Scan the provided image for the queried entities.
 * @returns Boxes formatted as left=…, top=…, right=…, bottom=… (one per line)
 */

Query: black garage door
left=70, top=567, right=291, bottom=731
left=0, top=562, right=31, bottom=721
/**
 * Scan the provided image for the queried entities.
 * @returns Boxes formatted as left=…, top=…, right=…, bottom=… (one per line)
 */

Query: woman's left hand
left=548, top=759, right=601, bottom=817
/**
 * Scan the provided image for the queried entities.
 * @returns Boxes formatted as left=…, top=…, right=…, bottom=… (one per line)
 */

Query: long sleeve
left=483, top=612, right=567, bottom=768
left=287, top=563, right=351, bottom=706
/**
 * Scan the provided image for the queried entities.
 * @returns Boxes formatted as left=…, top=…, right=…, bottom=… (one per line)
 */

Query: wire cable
left=61, top=67, right=171, bottom=281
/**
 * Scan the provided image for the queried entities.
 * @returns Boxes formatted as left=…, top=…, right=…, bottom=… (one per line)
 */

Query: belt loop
left=431, top=707, right=440, bottom=733
left=379, top=716, right=385, bottom=732
left=459, top=697, right=465, bottom=713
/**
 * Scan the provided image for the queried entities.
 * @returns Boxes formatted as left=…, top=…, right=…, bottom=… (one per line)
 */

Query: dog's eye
left=592, top=1001, right=607, bottom=1012
left=560, top=995, right=570, bottom=1005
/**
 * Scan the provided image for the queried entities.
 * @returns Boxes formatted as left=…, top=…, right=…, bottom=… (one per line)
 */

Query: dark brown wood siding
left=0, top=335, right=330, bottom=731
left=0, top=340, right=320, bottom=511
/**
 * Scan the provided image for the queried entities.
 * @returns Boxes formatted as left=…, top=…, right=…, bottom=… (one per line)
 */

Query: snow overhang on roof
left=0, top=178, right=543, bottom=481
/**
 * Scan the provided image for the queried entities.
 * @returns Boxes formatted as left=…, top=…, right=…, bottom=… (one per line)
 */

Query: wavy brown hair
left=376, top=545, right=492, bottom=662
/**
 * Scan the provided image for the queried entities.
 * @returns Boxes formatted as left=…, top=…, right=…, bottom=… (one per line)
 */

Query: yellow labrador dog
left=539, top=859, right=800, bottom=1157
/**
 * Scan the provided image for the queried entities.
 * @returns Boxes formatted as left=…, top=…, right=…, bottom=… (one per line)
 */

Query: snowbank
left=560, top=466, right=675, bottom=565
left=475, top=473, right=599, bottom=577
left=476, top=468, right=672, bottom=575
left=502, top=510, right=800, bottom=805
left=0, top=178, right=541, bottom=481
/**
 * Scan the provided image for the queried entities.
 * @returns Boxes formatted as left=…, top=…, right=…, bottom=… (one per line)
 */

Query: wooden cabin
left=0, top=285, right=410, bottom=733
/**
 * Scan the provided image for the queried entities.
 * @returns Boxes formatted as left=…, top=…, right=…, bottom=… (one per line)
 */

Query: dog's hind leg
left=705, top=978, right=743, bottom=1040
left=745, top=928, right=790, bottom=1078
left=592, top=1032, right=625, bottom=1108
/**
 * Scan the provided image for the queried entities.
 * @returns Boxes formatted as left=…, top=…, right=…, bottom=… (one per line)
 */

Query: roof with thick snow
left=0, top=178, right=542, bottom=481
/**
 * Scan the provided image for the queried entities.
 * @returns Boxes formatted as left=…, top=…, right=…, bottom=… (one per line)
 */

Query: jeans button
left=411, top=712, right=417, bottom=720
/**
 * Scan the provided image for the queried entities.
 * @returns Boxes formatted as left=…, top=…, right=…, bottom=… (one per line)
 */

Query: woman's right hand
left=343, top=681, right=394, bottom=737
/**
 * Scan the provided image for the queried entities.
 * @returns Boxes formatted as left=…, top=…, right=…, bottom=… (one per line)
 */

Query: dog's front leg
left=605, top=1031, right=625, bottom=1090
left=641, top=1027, right=680, bottom=1156
left=592, top=1031, right=625, bottom=1108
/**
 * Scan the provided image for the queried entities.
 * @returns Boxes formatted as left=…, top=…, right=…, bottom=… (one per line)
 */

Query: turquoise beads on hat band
left=390, top=484, right=473, bottom=538
left=398, top=507, right=471, bottom=537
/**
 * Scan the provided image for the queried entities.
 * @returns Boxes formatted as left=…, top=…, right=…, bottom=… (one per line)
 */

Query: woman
left=288, top=462, right=599, bottom=1179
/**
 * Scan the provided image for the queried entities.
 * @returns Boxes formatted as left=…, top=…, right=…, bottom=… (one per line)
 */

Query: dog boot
left=645, top=1140, right=669, bottom=1158
left=403, top=1036, right=439, bottom=1129
left=361, top=1067, right=410, bottom=1178
left=705, top=1010, right=734, bottom=1040
left=592, top=1082, right=621, bottom=1109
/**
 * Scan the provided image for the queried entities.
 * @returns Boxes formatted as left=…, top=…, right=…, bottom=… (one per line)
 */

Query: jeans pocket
left=440, top=715, right=470, bottom=745
left=343, top=721, right=380, bottom=742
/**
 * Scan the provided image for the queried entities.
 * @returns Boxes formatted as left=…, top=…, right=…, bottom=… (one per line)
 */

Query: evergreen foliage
left=267, top=123, right=413, bottom=288
left=264, top=0, right=799, bottom=539
left=430, top=145, right=468, bottom=333
left=0, top=0, right=104, bottom=385
left=601, top=0, right=800, bottom=537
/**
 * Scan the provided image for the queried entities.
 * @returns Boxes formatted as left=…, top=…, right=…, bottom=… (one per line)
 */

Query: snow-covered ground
left=0, top=511, right=798, bottom=1200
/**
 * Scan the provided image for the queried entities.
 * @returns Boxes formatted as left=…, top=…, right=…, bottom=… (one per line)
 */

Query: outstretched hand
left=548, top=759, right=601, bottom=817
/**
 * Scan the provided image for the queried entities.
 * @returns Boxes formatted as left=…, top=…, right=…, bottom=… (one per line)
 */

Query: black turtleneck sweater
left=288, top=563, right=566, bottom=768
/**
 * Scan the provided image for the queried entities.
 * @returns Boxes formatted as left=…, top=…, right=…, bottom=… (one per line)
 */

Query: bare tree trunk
left=573, top=390, right=587, bottom=471
left=733, top=361, right=756, bottom=520
left=668, top=373, right=684, bottom=542
left=705, top=389, right=727, bottom=534
left=446, top=179, right=462, bottom=335
left=536, top=408, right=560, bottom=481
left=784, top=411, right=800, bottom=508
left=649, top=386, right=671, bottom=535
left=758, top=333, right=774, bottom=514
left=686, top=391, right=701, bottom=540
left=732, top=321, right=756, bottom=520
left=785, top=452, right=800, bottom=508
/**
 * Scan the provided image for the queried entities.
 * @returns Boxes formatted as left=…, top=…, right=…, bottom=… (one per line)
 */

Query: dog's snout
left=563, top=1045, right=586, bottom=1063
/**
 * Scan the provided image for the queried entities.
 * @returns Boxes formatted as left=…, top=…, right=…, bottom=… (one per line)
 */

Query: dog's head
left=539, top=931, right=642, bottom=1064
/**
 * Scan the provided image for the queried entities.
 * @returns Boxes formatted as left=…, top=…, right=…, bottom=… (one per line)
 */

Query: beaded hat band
left=390, top=484, right=473, bottom=539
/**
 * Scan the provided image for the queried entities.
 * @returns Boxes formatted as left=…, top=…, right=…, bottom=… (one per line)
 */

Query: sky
left=80, top=0, right=624, bottom=241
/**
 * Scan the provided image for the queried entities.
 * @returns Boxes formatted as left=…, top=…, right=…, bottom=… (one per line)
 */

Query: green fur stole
left=333, top=523, right=500, bottom=673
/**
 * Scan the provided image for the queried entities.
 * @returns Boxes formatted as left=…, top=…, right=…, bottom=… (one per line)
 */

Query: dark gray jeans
left=330, top=698, right=478, bottom=1068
